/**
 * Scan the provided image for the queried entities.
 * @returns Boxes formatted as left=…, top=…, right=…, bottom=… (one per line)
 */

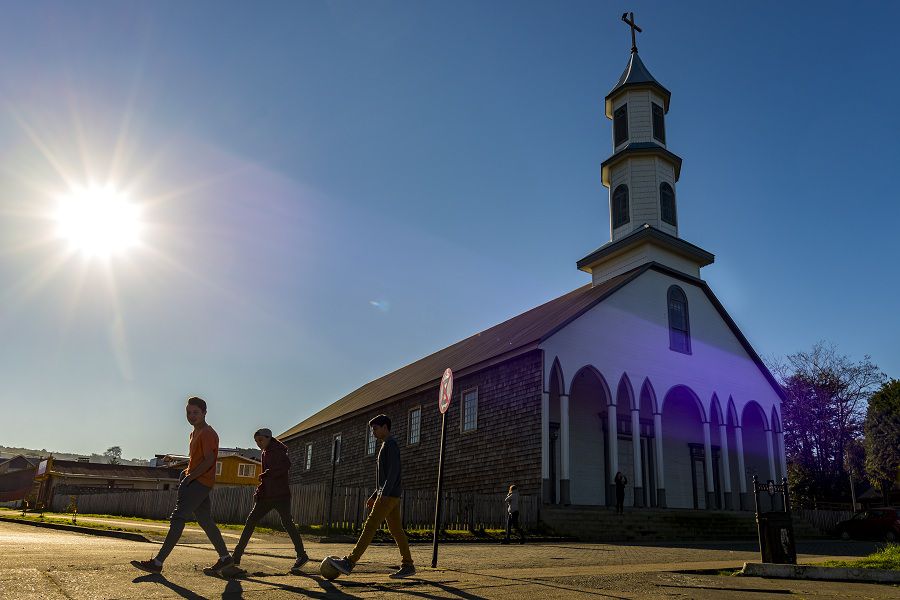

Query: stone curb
left=741, top=562, right=900, bottom=583
left=0, top=515, right=151, bottom=543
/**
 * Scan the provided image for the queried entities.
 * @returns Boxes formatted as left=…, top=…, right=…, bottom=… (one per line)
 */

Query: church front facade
left=281, top=29, right=788, bottom=513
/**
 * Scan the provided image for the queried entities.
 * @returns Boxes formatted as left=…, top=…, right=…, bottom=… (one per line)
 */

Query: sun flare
left=55, top=185, right=141, bottom=258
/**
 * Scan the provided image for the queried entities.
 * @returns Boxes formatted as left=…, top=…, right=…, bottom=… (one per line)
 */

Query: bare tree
left=773, top=341, right=885, bottom=502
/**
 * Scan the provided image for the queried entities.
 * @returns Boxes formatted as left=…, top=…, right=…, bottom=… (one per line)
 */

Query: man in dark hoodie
left=324, top=414, right=415, bottom=579
left=228, top=428, right=309, bottom=576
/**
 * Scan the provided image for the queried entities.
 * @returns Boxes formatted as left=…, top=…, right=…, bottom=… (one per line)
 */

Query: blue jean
left=155, top=480, right=228, bottom=563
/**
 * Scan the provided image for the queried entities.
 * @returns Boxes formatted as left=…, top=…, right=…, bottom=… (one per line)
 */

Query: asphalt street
left=0, top=520, right=896, bottom=599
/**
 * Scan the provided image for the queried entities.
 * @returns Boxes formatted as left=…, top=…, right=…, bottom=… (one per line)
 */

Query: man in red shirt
left=227, top=428, right=309, bottom=576
left=131, top=397, right=233, bottom=575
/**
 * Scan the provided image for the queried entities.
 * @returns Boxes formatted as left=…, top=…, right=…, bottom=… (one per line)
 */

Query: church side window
left=462, top=388, right=478, bottom=432
left=652, top=103, right=665, bottom=143
left=304, top=443, right=313, bottom=470
left=408, top=406, right=421, bottom=445
left=660, top=182, right=676, bottom=226
left=366, top=425, right=376, bottom=455
left=612, top=185, right=630, bottom=228
left=613, top=104, right=628, bottom=146
left=667, top=285, right=691, bottom=354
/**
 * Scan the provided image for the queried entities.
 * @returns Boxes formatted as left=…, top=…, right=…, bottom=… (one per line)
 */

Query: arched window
left=614, top=104, right=628, bottom=146
left=660, top=182, right=676, bottom=226
left=612, top=185, right=630, bottom=229
left=667, top=285, right=691, bottom=354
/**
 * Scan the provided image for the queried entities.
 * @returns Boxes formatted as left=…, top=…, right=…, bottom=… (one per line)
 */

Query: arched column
left=653, top=412, right=666, bottom=507
left=559, top=394, right=571, bottom=505
left=718, top=422, right=733, bottom=509
left=734, top=425, right=748, bottom=510
left=778, top=430, right=787, bottom=480
left=702, top=421, right=715, bottom=509
left=765, top=427, right=777, bottom=482
left=606, top=404, right=619, bottom=506
left=541, top=391, right=551, bottom=503
left=607, top=402, right=619, bottom=507
left=631, top=408, right=643, bottom=507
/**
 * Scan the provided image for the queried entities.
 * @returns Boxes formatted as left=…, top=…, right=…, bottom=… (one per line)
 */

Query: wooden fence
left=797, top=508, right=853, bottom=535
left=51, top=484, right=538, bottom=531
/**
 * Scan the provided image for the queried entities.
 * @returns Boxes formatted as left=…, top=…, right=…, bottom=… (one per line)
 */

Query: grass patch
left=821, top=544, right=900, bottom=570
left=8, top=513, right=157, bottom=536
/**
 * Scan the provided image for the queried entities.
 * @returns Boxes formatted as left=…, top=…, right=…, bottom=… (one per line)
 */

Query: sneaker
left=326, top=556, right=353, bottom=576
left=290, top=554, right=310, bottom=574
left=203, top=555, right=234, bottom=576
left=130, top=558, right=162, bottom=574
left=389, top=564, right=416, bottom=579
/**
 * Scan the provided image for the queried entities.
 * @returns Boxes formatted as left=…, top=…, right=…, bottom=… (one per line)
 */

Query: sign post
left=431, top=368, right=453, bottom=568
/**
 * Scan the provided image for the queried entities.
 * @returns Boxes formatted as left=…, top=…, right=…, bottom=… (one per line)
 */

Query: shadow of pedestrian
left=328, top=577, right=488, bottom=600
left=132, top=574, right=205, bottom=599
left=223, top=578, right=244, bottom=598
left=242, top=576, right=360, bottom=599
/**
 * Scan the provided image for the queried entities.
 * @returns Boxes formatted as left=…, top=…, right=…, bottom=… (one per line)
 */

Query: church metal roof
left=605, top=52, right=671, bottom=117
left=600, top=142, right=682, bottom=185
left=577, top=225, right=714, bottom=272
left=280, top=267, right=646, bottom=440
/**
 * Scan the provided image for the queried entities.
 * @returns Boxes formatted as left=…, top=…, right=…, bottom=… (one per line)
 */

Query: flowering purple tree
left=774, top=342, right=885, bottom=503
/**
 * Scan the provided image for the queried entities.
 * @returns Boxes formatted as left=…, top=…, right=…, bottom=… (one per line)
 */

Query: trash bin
left=756, top=511, right=797, bottom=564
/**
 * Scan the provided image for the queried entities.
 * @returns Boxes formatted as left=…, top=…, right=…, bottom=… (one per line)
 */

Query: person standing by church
left=502, top=484, right=525, bottom=544
left=614, top=471, right=628, bottom=514
left=227, top=428, right=310, bottom=577
left=324, top=415, right=416, bottom=579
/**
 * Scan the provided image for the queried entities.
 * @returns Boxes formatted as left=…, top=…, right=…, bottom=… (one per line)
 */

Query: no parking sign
left=432, top=367, right=453, bottom=567
left=438, top=368, right=453, bottom=414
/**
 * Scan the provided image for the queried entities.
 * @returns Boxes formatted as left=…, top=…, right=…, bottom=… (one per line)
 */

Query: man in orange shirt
left=131, top=396, right=233, bottom=575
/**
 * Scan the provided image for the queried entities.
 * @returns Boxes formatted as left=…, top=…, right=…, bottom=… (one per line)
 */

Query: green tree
left=864, top=379, right=900, bottom=501
left=103, top=446, right=122, bottom=465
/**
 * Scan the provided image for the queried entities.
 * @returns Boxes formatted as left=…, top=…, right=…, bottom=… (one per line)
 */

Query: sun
left=55, top=185, right=142, bottom=258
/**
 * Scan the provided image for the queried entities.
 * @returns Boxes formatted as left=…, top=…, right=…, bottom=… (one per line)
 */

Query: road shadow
left=617, top=539, right=879, bottom=557
left=242, top=575, right=360, bottom=598
left=133, top=574, right=205, bottom=599
left=223, top=578, right=243, bottom=598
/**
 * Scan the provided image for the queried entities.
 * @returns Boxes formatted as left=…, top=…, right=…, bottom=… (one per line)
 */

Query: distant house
left=213, top=454, right=261, bottom=487
left=30, top=458, right=183, bottom=506
left=0, top=456, right=40, bottom=502
left=151, top=452, right=261, bottom=487
left=0, top=455, right=40, bottom=474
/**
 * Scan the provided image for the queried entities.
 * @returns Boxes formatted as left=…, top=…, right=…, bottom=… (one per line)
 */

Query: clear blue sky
left=1, top=2, right=897, bottom=459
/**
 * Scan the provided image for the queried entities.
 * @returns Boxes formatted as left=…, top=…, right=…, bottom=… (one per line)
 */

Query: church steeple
left=577, top=14, right=714, bottom=285
left=601, top=13, right=682, bottom=242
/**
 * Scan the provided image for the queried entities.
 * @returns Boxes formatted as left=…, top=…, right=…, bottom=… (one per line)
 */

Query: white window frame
left=305, top=443, right=313, bottom=470
left=366, top=424, right=376, bottom=456
left=331, top=433, right=342, bottom=464
left=238, top=463, right=257, bottom=478
left=408, top=406, right=422, bottom=445
left=461, top=387, right=478, bottom=433
left=215, top=461, right=222, bottom=476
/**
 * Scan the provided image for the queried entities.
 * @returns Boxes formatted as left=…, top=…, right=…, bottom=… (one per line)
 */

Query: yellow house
left=214, top=454, right=261, bottom=487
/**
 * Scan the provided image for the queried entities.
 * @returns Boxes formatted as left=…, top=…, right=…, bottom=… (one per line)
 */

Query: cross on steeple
left=621, top=12, right=642, bottom=54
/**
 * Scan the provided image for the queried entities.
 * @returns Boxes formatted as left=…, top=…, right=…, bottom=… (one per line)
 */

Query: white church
left=282, top=19, right=788, bottom=515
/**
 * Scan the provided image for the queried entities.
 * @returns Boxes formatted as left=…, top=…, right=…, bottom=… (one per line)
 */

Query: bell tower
left=578, top=13, right=714, bottom=285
